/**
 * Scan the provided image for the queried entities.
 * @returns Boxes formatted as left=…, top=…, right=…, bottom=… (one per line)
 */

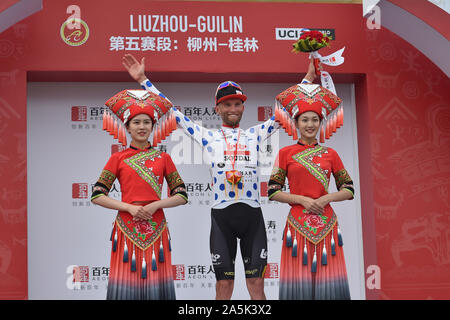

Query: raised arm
left=251, top=58, right=319, bottom=142
left=123, top=54, right=214, bottom=149
left=122, top=53, right=170, bottom=100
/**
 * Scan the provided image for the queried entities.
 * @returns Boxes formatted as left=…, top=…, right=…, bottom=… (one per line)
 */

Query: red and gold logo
left=258, top=106, right=273, bottom=121
left=172, top=264, right=185, bottom=280
left=60, top=18, right=89, bottom=46
left=72, top=183, right=89, bottom=199
left=71, top=106, right=87, bottom=121
left=264, top=263, right=279, bottom=279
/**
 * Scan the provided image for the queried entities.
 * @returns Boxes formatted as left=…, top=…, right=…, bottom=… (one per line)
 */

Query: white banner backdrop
left=27, top=81, right=364, bottom=300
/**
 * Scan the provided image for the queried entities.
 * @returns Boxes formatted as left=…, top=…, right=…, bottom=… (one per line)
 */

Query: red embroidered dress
left=268, top=141, right=354, bottom=300
left=92, top=145, right=187, bottom=300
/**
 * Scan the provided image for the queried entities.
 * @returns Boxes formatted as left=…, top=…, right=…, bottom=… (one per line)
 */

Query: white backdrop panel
left=27, top=82, right=364, bottom=300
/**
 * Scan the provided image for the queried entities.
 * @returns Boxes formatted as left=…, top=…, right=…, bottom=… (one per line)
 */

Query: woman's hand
left=142, top=202, right=160, bottom=218
left=299, top=195, right=325, bottom=215
left=129, top=202, right=160, bottom=221
left=127, top=204, right=146, bottom=220
left=122, top=54, right=147, bottom=83
left=314, top=194, right=331, bottom=211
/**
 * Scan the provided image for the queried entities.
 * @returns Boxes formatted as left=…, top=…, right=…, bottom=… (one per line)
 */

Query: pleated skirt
left=106, top=225, right=176, bottom=300
left=279, top=221, right=351, bottom=300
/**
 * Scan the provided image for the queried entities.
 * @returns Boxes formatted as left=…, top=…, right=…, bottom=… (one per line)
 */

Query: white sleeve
left=247, top=115, right=280, bottom=143
left=172, top=108, right=215, bottom=149
left=140, top=78, right=172, bottom=103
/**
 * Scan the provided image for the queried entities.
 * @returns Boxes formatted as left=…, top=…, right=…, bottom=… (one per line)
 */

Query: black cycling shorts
left=210, top=202, right=268, bottom=281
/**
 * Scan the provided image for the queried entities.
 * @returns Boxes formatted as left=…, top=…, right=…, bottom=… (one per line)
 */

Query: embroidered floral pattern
left=166, top=171, right=184, bottom=192
left=268, top=184, right=282, bottom=192
left=133, top=219, right=157, bottom=241
left=303, top=214, right=328, bottom=235
left=116, top=213, right=165, bottom=251
left=270, top=167, right=287, bottom=186
left=292, top=146, right=329, bottom=192
left=288, top=210, right=337, bottom=244
left=97, top=169, right=116, bottom=191
left=333, top=168, right=353, bottom=190
left=124, top=149, right=162, bottom=198
left=92, top=185, right=109, bottom=196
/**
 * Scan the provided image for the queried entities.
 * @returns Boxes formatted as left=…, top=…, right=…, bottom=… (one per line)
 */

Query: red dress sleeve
left=91, top=153, right=119, bottom=200
left=330, top=148, right=355, bottom=199
left=268, top=147, right=288, bottom=199
left=163, top=153, right=188, bottom=202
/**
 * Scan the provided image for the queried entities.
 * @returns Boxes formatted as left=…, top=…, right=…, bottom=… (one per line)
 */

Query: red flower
left=135, top=220, right=154, bottom=235
left=305, top=214, right=326, bottom=229
left=292, top=30, right=332, bottom=53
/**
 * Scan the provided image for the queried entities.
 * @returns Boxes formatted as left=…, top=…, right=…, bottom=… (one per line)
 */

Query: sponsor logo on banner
left=260, top=182, right=268, bottom=197
left=70, top=105, right=106, bottom=130
left=72, top=181, right=121, bottom=206
left=67, top=265, right=109, bottom=291
left=275, top=28, right=335, bottom=40
left=182, top=106, right=221, bottom=127
left=266, top=219, right=278, bottom=243
left=60, top=18, right=90, bottom=46
left=184, top=182, right=214, bottom=206
left=72, top=183, right=92, bottom=207
left=111, top=144, right=127, bottom=155
left=264, top=263, right=279, bottom=279
left=73, top=265, right=90, bottom=283
left=72, top=183, right=89, bottom=199
left=258, top=106, right=273, bottom=121
left=173, top=264, right=216, bottom=290
left=173, top=264, right=186, bottom=280
left=71, top=106, right=87, bottom=121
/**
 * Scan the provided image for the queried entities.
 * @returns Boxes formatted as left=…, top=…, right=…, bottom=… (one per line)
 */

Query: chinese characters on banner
left=109, top=15, right=259, bottom=53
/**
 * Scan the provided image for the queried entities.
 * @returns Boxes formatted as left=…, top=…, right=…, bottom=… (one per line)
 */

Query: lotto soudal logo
left=264, top=263, right=279, bottom=279
left=172, top=264, right=185, bottom=280
left=71, top=106, right=87, bottom=121
left=275, top=28, right=335, bottom=40
left=258, top=106, right=273, bottom=121
left=60, top=18, right=90, bottom=46
left=224, top=143, right=250, bottom=161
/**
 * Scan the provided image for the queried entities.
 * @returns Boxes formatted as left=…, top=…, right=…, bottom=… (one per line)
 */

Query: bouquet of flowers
left=292, top=30, right=332, bottom=53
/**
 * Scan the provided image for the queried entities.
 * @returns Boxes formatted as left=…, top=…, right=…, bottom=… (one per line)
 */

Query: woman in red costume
left=269, top=80, right=354, bottom=300
left=91, top=89, right=187, bottom=300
